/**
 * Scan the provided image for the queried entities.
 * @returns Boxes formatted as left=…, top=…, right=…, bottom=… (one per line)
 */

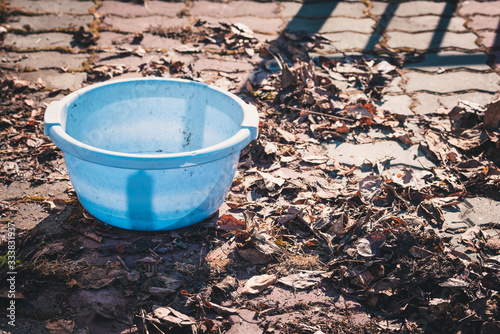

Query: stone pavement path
left=2, top=0, right=500, bottom=108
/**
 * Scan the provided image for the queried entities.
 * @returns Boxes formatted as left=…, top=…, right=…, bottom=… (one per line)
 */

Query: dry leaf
left=46, top=320, right=74, bottom=334
left=302, top=155, right=328, bottom=164
left=153, top=305, right=195, bottom=326
left=357, top=231, right=386, bottom=257
left=237, top=247, right=272, bottom=264
left=218, top=214, right=246, bottom=230
left=277, top=128, right=296, bottom=143
left=205, top=300, right=238, bottom=314
left=142, top=274, right=183, bottom=297
left=33, top=242, right=64, bottom=258
left=484, top=94, right=500, bottom=130
left=257, top=171, right=285, bottom=190
left=409, top=245, right=434, bottom=259
left=241, top=274, right=278, bottom=294
left=359, top=175, right=384, bottom=203
left=278, top=271, right=324, bottom=289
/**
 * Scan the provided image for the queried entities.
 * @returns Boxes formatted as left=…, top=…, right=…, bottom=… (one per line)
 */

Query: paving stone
left=443, top=197, right=500, bottom=230
left=403, top=51, right=490, bottom=72
left=253, top=32, right=280, bottom=44
left=190, top=0, right=278, bottom=18
left=493, top=50, right=500, bottom=68
left=413, top=92, right=495, bottom=114
left=442, top=219, right=470, bottom=233
left=280, top=2, right=366, bottom=18
left=195, top=16, right=283, bottom=35
left=385, top=16, right=467, bottom=32
left=3, top=32, right=81, bottom=50
left=478, top=31, right=500, bottom=48
left=194, top=57, right=255, bottom=73
left=376, top=94, right=413, bottom=116
left=370, top=1, right=455, bottom=17
left=462, top=197, right=500, bottom=226
left=0, top=51, right=87, bottom=70
left=382, top=77, right=403, bottom=93
left=102, top=16, right=189, bottom=33
left=406, top=71, right=500, bottom=93
left=324, top=141, right=436, bottom=169
left=460, top=1, right=500, bottom=16
left=286, top=17, right=375, bottom=33
left=94, top=52, right=156, bottom=71
left=8, top=14, right=94, bottom=31
left=386, top=31, right=478, bottom=50
left=320, top=32, right=382, bottom=51
left=468, top=14, right=500, bottom=31
left=99, top=0, right=186, bottom=17
left=15, top=69, right=87, bottom=90
left=96, top=32, right=184, bottom=51
left=9, top=0, right=94, bottom=14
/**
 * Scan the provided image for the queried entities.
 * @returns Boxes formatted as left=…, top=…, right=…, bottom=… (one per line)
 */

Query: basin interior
left=63, top=80, right=244, bottom=154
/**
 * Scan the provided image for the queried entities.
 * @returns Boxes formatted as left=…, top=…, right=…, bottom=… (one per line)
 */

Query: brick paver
left=460, top=1, right=500, bottom=16
left=413, top=92, right=494, bottom=114
left=320, top=32, right=383, bottom=51
left=286, top=17, right=375, bottom=33
left=493, top=51, right=500, bottom=68
left=3, top=32, right=81, bottom=50
left=9, top=0, right=94, bottom=14
left=280, top=2, right=367, bottom=18
left=195, top=16, right=284, bottom=35
left=468, top=15, right=500, bottom=31
left=101, top=16, right=189, bottom=33
left=0, top=51, right=87, bottom=70
left=377, top=94, right=413, bottom=116
left=386, top=31, right=478, bottom=50
left=96, top=32, right=184, bottom=51
left=403, top=51, right=490, bottom=72
left=190, top=1, right=278, bottom=18
left=384, top=16, right=467, bottom=32
left=194, top=57, right=256, bottom=73
left=99, top=1, right=186, bottom=17
left=8, top=14, right=94, bottom=31
left=370, top=1, right=456, bottom=17
left=406, top=72, right=500, bottom=93
left=478, top=31, right=500, bottom=48
left=15, top=70, right=87, bottom=90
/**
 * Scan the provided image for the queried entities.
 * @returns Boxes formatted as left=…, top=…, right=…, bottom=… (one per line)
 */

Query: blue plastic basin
left=44, top=78, right=259, bottom=231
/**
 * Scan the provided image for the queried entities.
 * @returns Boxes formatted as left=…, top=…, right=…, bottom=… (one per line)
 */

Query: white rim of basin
left=44, top=77, right=259, bottom=169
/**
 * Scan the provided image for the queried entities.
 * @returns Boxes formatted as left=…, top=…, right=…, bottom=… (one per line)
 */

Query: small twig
left=117, top=255, right=130, bottom=271
left=141, top=309, right=150, bottom=334
left=289, top=107, right=353, bottom=122
left=148, top=248, right=159, bottom=257
left=150, top=322, right=165, bottom=334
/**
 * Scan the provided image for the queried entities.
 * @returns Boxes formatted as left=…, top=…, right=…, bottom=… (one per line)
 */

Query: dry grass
left=26, top=256, right=89, bottom=278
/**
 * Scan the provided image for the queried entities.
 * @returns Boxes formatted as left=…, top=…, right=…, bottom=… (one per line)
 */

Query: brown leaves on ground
left=0, top=76, right=62, bottom=183
left=241, top=274, right=278, bottom=295
left=45, top=319, right=75, bottom=334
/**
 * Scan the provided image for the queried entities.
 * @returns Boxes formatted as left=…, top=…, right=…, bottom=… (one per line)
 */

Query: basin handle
left=241, top=103, right=259, bottom=140
left=44, top=101, right=63, bottom=136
